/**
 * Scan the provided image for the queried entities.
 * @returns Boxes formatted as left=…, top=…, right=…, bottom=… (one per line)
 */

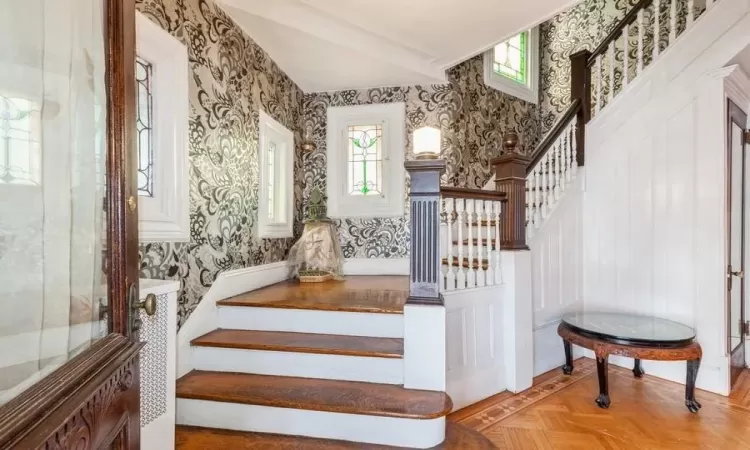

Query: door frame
left=728, top=98, right=748, bottom=389
left=0, top=0, right=141, bottom=448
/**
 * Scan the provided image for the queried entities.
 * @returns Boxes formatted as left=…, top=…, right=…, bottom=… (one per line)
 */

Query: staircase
left=173, top=276, right=494, bottom=448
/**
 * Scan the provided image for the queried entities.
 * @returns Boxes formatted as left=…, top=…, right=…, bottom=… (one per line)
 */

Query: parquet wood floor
left=454, top=359, right=750, bottom=450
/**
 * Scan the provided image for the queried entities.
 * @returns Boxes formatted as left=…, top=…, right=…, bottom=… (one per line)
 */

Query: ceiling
left=218, top=0, right=581, bottom=92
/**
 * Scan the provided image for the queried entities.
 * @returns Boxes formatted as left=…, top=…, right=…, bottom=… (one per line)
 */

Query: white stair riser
left=218, top=306, right=404, bottom=338
left=177, top=399, right=445, bottom=449
left=191, top=347, right=403, bottom=385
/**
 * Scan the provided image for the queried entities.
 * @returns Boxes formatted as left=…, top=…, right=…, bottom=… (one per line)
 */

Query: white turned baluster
left=563, top=128, right=571, bottom=183
left=528, top=167, right=537, bottom=229
left=493, top=201, right=502, bottom=284
left=669, top=0, right=677, bottom=44
left=687, top=0, right=695, bottom=26
left=571, top=122, right=578, bottom=178
left=484, top=200, right=494, bottom=286
left=623, top=24, right=629, bottom=87
left=466, top=199, right=476, bottom=289
left=533, top=164, right=541, bottom=227
left=445, top=198, right=455, bottom=291
left=608, top=41, right=615, bottom=102
left=456, top=199, right=465, bottom=289
left=595, top=55, right=603, bottom=115
left=553, top=141, right=561, bottom=201
left=654, top=0, right=661, bottom=59
left=540, top=156, right=548, bottom=219
left=637, top=9, right=644, bottom=75
left=545, top=153, right=554, bottom=213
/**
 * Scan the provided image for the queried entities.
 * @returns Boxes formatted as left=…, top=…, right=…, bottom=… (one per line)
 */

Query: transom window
left=0, top=95, right=41, bottom=185
left=493, top=32, right=527, bottom=84
left=483, top=28, right=539, bottom=104
left=347, top=124, right=383, bottom=196
left=135, top=56, right=154, bottom=197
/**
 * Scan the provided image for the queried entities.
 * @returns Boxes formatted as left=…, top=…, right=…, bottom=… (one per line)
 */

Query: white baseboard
left=177, top=399, right=445, bottom=448
left=343, top=258, right=409, bottom=275
left=177, top=261, right=292, bottom=378
left=191, top=346, right=404, bottom=384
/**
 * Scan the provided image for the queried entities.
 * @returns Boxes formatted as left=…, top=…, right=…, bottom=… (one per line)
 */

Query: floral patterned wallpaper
left=135, top=0, right=304, bottom=327
left=303, top=55, right=540, bottom=258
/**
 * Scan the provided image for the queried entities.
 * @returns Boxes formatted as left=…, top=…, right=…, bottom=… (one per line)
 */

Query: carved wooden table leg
left=633, top=358, right=645, bottom=378
left=562, top=340, right=574, bottom=375
left=595, top=355, right=611, bottom=408
left=685, top=358, right=702, bottom=413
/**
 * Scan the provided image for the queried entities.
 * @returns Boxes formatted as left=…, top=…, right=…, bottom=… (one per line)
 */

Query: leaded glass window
left=347, top=124, right=382, bottom=196
left=136, top=56, right=154, bottom=197
left=493, top=32, right=527, bottom=84
left=0, top=95, right=41, bottom=185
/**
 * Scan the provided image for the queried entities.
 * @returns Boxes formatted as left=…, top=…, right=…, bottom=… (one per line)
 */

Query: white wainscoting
left=583, top=0, right=750, bottom=396
left=445, top=286, right=504, bottom=410
left=176, top=261, right=292, bottom=378
left=529, top=171, right=585, bottom=376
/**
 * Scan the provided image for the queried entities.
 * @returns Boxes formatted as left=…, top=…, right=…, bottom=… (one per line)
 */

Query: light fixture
left=413, top=126, right=440, bottom=160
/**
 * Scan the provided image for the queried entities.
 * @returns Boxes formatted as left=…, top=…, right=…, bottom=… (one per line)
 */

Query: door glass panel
left=730, top=121, right=745, bottom=353
left=0, top=0, right=108, bottom=406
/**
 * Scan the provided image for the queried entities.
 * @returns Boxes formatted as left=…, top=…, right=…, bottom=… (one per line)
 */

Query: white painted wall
left=530, top=170, right=585, bottom=377
left=445, top=287, right=504, bottom=410
left=404, top=304, right=446, bottom=392
left=582, top=0, right=750, bottom=396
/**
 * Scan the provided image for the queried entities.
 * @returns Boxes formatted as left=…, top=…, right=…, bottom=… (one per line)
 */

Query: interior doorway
left=728, top=99, right=748, bottom=389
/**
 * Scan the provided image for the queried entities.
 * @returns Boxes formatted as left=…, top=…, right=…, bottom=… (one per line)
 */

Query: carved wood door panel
left=0, top=0, right=141, bottom=448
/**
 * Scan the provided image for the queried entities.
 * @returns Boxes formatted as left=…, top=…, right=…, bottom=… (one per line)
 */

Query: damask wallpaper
left=135, top=0, right=304, bottom=327
left=303, top=55, right=540, bottom=258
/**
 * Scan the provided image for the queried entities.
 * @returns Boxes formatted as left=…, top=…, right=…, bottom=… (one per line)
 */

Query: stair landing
left=175, top=422, right=497, bottom=449
left=217, top=275, right=408, bottom=314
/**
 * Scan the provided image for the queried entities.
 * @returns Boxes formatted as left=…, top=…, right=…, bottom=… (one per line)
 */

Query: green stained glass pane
left=347, top=124, right=382, bottom=196
left=492, top=31, right=528, bottom=85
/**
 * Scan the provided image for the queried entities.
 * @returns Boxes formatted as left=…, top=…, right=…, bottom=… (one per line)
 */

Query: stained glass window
left=267, top=141, right=276, bottom=220
left=493, top=32, right=527, bottom=84
left=136, top=56, right=154, bottom=197
left=0, top=95, right=41, bottom=185
left=347, top=124, right=382, bottom=196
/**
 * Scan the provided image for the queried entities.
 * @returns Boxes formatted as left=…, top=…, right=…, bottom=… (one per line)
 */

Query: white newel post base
left=500, top=251, right=533, bottom=393
left=139, top=279, right=180, bottom=450
left=404, top=304, right=446, bottom=392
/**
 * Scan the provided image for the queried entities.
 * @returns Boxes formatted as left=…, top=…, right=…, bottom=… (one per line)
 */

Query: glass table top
left=561, top=311, right=696, bottom=344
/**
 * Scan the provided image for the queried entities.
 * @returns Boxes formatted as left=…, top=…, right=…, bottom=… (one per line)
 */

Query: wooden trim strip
left=526, top=99, right=581, bottom=174
left=0, top=334, right=143, bottom=448
left=587, top=0, right=653, bottom=65
left=440, top=187, right=507, bottom=201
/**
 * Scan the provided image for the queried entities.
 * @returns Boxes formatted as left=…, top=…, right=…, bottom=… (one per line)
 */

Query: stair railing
left=491, top=0, right=719, bottom=249
left=439, top=187, right=506, bottom=291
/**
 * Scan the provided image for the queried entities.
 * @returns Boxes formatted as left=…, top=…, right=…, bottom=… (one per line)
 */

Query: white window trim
left=326, top=103, right=405, bottom=219
left=257, top=109, right=294, bottom=239
left=483, top=27, right=539, bottom=104
left=136, top=12, right=189, bottom=242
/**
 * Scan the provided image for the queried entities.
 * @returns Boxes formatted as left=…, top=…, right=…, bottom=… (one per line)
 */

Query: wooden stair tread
left=191, top=329, right=403, bottom=359
left=441, top=257, right=489, bottom=269
left=217, top=276, right=407, bottom=314
left=175, top=422, right=496, bottom=449
left=176, top=371, right=452, bottom=419
left=451, top=238, right=498, bottom=247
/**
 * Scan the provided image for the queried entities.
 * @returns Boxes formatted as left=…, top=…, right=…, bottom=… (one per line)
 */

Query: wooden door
left=728, top=99, right=748, bottom=389
left=0, top=0, right=141, bottom=448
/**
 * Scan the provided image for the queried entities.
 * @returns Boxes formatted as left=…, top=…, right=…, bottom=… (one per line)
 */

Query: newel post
left=570, top=49, right=591, bottom=166
left=491, top=134, right=529, bottom=251
left=404, top=159, right=446, bottom=306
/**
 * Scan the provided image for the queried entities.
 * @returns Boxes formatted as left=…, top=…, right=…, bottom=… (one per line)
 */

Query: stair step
left=192, top=329, right=403, bottom=359
left=217, top=276, right=407, bottom=314
left=451, top=238, right=498, bottom=249
left=175, top=422, right=496, bottom=449
left=176, top=370, right=452, bottom=419
left=441, top=257, right=489, bottom=270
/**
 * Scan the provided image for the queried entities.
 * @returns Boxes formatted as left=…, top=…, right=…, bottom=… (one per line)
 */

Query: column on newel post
left=491, top=132, right=533, bottom=393
left=403, top=126, right=447, bottom=395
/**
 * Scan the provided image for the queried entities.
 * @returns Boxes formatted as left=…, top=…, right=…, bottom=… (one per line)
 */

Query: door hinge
left=746, top=130, right=750, bottom=145
left=744, top=320, right=750, bottom=336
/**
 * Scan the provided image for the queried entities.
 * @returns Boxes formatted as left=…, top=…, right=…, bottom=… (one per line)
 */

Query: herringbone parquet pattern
left=454, top=360, right=750, bottom=449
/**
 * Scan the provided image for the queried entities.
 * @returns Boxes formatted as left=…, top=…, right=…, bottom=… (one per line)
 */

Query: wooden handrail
left=525, top=99, right=581, bottom=175
left=440, top=186, right=507, bottom=201
left=587, top=0, right=653, bottom=66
